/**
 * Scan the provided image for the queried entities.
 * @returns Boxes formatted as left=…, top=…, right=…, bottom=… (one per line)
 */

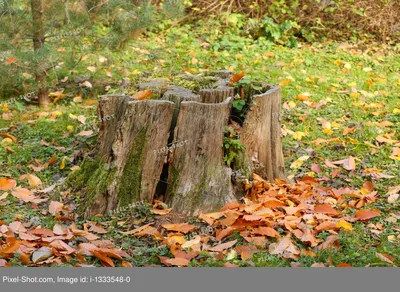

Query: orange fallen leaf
left=220, top=201, right=240, bottom=211
left=164, top=257, right=190, bottom=267
left=162, top=223, right=198, bottom=234
left=132, top=90, right=153, bottom=100
left=0, top=237, right=20, bottom=254
left=27, top=228, right=55, bottom=237
left=0, top=178, right=16, bottom=190
left=251, top=227, right=280, bottom=238
left=314, top=204, right=340, bottom=217
left=228, top=72, right=245, bottom=85
left=354, top=209, right=380, bottom=221
left=122, top=261, right=133, bottom=267
left=91, top=250, right=115, bottom=267
left=151, top=208, right=172, bottom=215
left=216, top=227, right=236, bottom=241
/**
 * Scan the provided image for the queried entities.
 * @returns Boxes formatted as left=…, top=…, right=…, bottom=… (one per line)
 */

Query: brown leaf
left=11, top=188, right=36, bottom=202
left=27, top=228, right=55, bottom=237
left=220, top=201, right=240, bottom=211
left=131, top=90, right=153, bottom=100
left=354, top=209, right=380, bottom=221
left=243, top=236, right=268, bottom=248
left=375, top=252, right=394, bottom=265
left=269, top=234, right=300, bottom=258
left=164, top=257, right=190, bottom=267
left=88, top=222, right=108, bottom=234
left=314, top=204, right=340, bottom=216
left=53, top=224, right=67, bottom=235
left=162, top=223, right=198, bottom=234
left=49, top=201, right=64, bottom=216
left=251, top=227, right=280, bottom=238
left=50, top=240, right=77, bottom=255
left=77, top=130, right=94, bottom=137
left=198, top=212, right=224, bottom=225
left=343, top=156, right=356, bottom=171
left=209, top=240, right=237, bottom=252
left=216, top=227, right=236, bottom=241
left=91, top=250, right=115, bottom=267
left=151, top=208, right=172, bottom=215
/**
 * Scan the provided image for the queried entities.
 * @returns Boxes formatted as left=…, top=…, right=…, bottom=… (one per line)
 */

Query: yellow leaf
left=322, top=129, right=333, bottom=135
left=336, top=220, right=352, bottom=232
left=20, top=174, right=42, bottom=189
left=292, top=131, right=306, bottom=141
left=60, top=157, right=67, bottom=170
left=290, top=155, right=309, bottom=169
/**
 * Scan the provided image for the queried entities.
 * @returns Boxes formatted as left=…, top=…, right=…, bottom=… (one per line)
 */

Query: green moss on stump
left=117, top=127, right=148, bottom=207
left=67, top=156, right=116, bottom=214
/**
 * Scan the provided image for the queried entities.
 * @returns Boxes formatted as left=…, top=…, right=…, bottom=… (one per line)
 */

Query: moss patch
left=117, top=127, right=148, bottom=207
left=68, top=156, right=116, bottom=215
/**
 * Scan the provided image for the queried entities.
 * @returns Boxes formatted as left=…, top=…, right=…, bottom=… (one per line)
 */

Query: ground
left=0, top=21, right=400, bottom=267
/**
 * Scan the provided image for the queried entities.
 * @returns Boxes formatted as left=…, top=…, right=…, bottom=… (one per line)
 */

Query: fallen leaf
left=314, top=204, right=340, bottom=216
left=20, top=174, right=42, bottom=188
left=151, top=208, right=172, bottom=215
left=229, top=72, right=245, bottom=85
left=0, top=178, right=16, bottom=190
left=132, top=90, right=152, bottom=100
left=162, top=223, right=198, bottom=234
left=336, top=220, right=353, bottom=231
left=77, top=130, right=94, bottom=136
left=355, top=209, right=380, bottom=221
left=209, top=240, right=237, bottom=252
left=49, top=201, right=64, bottom=216
left=163, top=257, right=189, bottom=267
left=269, top=235, right=300, bottom=258
left=32, top=247, right=53, bottom=263
left=375, top=252, right=394, bottom=265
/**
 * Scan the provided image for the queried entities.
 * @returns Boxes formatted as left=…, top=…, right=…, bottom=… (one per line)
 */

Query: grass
left=0, top=19, right=400, bottom=267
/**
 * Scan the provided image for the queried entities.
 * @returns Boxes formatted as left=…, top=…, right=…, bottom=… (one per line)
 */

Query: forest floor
left=0, top=22, right=400, bottom=267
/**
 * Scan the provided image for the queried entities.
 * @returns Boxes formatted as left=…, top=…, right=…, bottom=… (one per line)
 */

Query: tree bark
left=239, top=85, right=286, bottom=181
left=166, top=96, right=237, bottom=216
left=85, top=96, right=175, bottom=217
left=31, top=0, right=50, bottom=108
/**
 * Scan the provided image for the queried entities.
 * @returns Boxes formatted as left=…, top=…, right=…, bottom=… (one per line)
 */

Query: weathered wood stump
left=70, top=72, right=286, bottom=217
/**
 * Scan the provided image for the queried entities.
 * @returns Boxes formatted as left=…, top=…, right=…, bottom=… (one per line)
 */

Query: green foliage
left=223, top=127, right=245, bottom=167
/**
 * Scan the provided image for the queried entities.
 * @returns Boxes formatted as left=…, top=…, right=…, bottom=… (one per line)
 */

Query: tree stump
left=70, top=72, right=286, bottom=217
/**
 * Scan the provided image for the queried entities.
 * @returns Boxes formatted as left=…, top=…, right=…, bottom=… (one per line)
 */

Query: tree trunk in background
left=31, top=0, right=50, bottom=108
left=70, top=72, right=286, bottom=217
